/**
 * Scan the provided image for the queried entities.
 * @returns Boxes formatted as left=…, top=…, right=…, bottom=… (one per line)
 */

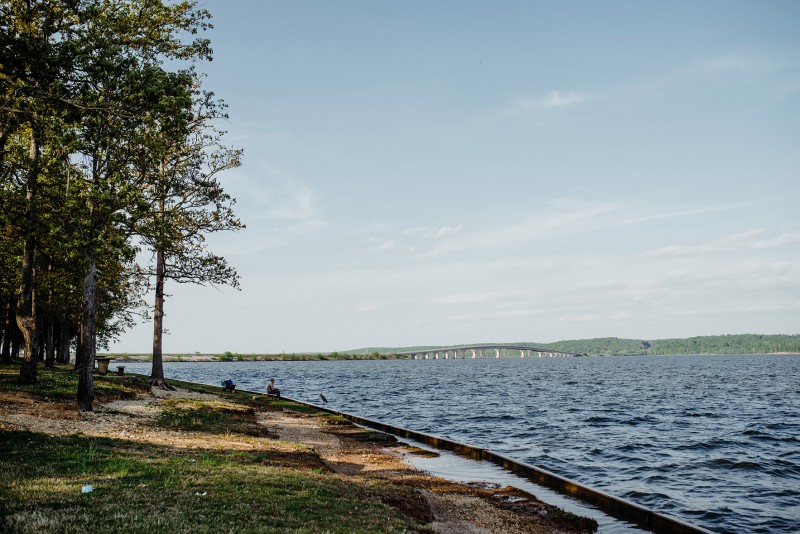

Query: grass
left=0, top=363, right=150, bottom=403
left=398, top=444, right=441, bottom=458
left=0, top=431, right=427, bottom=533
left=155, top=399, right=273, bottom=437
left=0, top=362, right=433, bottom=533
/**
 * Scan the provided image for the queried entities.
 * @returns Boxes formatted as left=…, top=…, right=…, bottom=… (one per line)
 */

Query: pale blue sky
left=111, top=1, right=800, bottom=353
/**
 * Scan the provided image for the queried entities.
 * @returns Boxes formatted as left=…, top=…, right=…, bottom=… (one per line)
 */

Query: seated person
left=267, top=378, right=281, bottom=399
left=222, top=379, right=236, bottom=391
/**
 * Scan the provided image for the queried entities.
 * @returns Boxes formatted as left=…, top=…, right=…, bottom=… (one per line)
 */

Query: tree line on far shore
left=345, top=334, right=800, bottom=357
left=1, top=0, right=241, bottom=410
left=540, top=334, right=800, bottom=356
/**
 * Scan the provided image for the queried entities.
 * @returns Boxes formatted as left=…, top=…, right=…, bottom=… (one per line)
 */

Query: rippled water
left=121, top=354, right=800, bottom=533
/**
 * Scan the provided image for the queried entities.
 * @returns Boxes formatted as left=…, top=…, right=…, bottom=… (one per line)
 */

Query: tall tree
left=71, top=0, right=213, bottom=409
left=0, top=0, right=78, bottom=383
left=136, top=74, right=243, bottom=389
left=2, top=0, right=221, bottom=406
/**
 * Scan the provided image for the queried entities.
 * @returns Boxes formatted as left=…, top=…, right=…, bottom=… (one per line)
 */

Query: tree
left=136, top=73, right=243, bottom=389
left=2, top=0, right=222, bottom=408
left=69, top=0, right=214, bottom=410
left=0, top=0, right=80, bottom=384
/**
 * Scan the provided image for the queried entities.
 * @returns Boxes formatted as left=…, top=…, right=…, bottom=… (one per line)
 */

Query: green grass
left=155, top=399, right=272, bottom=437
left=0, top=431, right=428, bottom=533
left=0, top=364, right=150, bottom=403
left=347, top=429, right=398, bottom=444
left=0, top=362, right=433, bottom=533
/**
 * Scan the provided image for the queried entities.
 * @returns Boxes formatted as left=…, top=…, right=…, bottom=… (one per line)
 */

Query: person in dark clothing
left=267, top=378, right=281, bottom=399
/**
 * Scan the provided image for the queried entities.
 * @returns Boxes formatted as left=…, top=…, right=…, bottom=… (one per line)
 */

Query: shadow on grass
left=0, top=430, right=432, bottom=534
left=0, top=362, right=150, bottom=404
left=154, top=398, right=277, bottom=438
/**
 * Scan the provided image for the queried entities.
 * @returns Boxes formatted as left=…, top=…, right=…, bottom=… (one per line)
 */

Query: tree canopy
left=0, top=0, right=241, bottom=409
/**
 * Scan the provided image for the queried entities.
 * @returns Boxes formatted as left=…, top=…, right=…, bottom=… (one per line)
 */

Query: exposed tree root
left=149, top=378, right=176, bottom=391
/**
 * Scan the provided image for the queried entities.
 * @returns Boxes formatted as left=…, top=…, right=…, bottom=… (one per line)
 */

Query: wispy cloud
left=366, top=223, right=462, bottom=254
left=266, top=183, right=316, bottom=220
left=366, top=237, right=415, bottom=253
left=698, top=54, right=783, bottom=77
left=210, top=218, right=329, bottom=258
left=209, top=167, right=327, bottom=257
left=424, top=202, right=612, bottom=254
left=228, top=158, right=319, bottom=222
left=418, top=200, right=750, bottom=259
left=511, top=90, right=591, bottom=112
left=608, top=52, right=799, bottom=108
left=493, top=308, right=537, bottom=318
left=403, top=225, right=463, bottom=238
left=647, top=229, right=800, bottom=256
left=434, top=292, right=500, bottom=305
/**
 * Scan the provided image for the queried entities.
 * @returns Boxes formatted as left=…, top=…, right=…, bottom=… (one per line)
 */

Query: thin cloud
left=668, top=300, right=800, bottom=317
left=211, top=218, right=329, bottom=257
left=422, top=201, right=618, bottom=256
left=367, top=237, right=397, bottom=251
left=418, top=200, right=749, bottom=261
left=366, top=237, right=415, bottom=253
left=267, top=183, right=315, bottom=220
left=698, top=54, right=783, bottom=77
left=403, top=225, right=463, bottom=238
left=493, top=309, right=537, bottom=318
left=512, top=91, right=590, bottom=112
left=647, top=229, right=800, bottom=256
left=434, top=292, right=500, bottom=305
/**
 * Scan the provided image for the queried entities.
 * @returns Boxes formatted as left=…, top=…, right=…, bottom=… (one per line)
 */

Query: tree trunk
left=77, top=248, right=98, bottom=411
left=74, top=323, right=82, bottom=370
left=57, top=312, right=71, bottom=364
left=17, top=129, right=40, bottom=385
left=0, top=297, right=4, bottom=357
left=45, top=263, right=55, bottom=367
left=1, top=300, right=13, bottom=364
left=0, top=300, right=5, bottom=363
left=149, top=248, right=173, bottom=390
left=11, top=330, right=20, bottom=359
left=37, top=327, right=45, bottom=361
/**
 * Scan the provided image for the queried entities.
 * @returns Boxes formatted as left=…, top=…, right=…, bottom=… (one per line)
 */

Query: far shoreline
left=105, top=352, right=800, bottom=363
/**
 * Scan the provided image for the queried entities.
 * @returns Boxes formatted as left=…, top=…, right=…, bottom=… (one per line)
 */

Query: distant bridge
left=392, top=344, right=578, bottom=360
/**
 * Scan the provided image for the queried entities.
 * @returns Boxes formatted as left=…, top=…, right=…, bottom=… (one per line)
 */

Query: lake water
left=120, top=354, right=799, bottom=533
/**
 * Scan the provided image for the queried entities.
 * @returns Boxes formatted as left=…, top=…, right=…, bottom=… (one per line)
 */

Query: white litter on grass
left=81, top=485, right=93, bottom=493
left=195, top=491, right=207, bottom=496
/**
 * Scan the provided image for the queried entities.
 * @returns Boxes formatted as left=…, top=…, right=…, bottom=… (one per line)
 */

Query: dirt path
left=0, top=387, right=596, bottom=533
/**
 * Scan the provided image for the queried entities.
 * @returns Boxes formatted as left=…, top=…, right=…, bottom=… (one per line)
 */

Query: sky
left=110, top=0, right=800, bottom=354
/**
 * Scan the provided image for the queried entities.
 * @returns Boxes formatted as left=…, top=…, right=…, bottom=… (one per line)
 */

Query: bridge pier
left=401, top=345, right=575, bottom=360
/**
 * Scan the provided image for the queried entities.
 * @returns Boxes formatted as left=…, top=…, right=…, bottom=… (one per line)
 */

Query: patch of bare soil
left=0, top=387, right=596, bottom=533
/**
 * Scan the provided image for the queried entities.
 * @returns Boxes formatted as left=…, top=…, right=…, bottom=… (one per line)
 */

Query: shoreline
left=0, top=363, right=598, bottom=533
left=106, top=352, right=800, bottom=363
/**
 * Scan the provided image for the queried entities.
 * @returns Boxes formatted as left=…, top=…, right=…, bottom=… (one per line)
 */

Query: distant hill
left=344, top=334, right=800, bottom=356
